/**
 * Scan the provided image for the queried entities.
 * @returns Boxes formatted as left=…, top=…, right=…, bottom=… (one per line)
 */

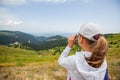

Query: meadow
left=0, top=33, right=120, bottom=80
left=0, top=45, right=67, bottom=80
left=0, top=46, right=120, bottom=80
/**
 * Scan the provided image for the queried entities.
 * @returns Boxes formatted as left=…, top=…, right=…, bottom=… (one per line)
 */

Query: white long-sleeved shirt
left=58, top=46, right=107, bottom=80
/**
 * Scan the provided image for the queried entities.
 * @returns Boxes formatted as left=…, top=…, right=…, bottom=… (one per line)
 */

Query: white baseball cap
left=78, top=22, right=102, bottom=41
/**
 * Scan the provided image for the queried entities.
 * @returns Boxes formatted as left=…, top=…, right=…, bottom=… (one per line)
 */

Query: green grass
left=106, top=33, right=120, bottom=42
left=106, top=33, right=120, bottom=48
left=0, top=45, right=66, bottom=80
left=107, top=48, right=120, bottom=80
left=0, top=45, right=120, bottom=80
left=0, top=45, right=59, bottom=66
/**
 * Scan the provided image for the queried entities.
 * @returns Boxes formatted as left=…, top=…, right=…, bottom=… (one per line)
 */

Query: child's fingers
left=69, top=35, right=76, bottom=40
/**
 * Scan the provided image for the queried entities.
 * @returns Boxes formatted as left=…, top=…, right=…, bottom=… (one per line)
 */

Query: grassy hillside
left=0, top=45, right=67, bottom=80
left=0, top=33, right=120, bottom=80
left=0, top=45, right=60, bottom=67
left=106, top=48, right=120, bottom=80
left=105, top=33, right=120, bottom=48
left=0, top=47, right=120, bottom=80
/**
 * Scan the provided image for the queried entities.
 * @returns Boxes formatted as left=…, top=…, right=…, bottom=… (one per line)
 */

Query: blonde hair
left=85, top=36, right=108, bottom=68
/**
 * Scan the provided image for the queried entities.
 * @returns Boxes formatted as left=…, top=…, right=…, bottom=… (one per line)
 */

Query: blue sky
left=0, top=0, right=120, bottom=34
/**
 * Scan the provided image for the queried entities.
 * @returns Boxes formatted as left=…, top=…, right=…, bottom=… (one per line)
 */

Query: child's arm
left=58, top=46, right=75, bottom=70
left=58, top=35, right=76, bottom=69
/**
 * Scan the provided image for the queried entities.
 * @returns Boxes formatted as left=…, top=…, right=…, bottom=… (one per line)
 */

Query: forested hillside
left=0, top=31, right=67, bottom=50
left=0, top=31, right=120, bottom=50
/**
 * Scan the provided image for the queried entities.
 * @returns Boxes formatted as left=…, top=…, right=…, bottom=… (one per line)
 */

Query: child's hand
left=67, top=35, right=77, bottom=48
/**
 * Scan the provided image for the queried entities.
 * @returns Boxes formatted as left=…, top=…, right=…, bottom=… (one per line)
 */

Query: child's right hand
left=67, top=35, right=77, bottom=48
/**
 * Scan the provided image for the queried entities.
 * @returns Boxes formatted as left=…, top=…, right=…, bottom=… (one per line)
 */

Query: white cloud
left=31, top=0, right=95, bottom=3
left=0, top=0, right=27, bottom=6
left=31, top=0, right=69, bottom=3
left=0, top=0, right=74, bottom=5
left=5, top=20, right=23, bottom=27
left=80, top=0, right=95, bottom=3
left=0, top=19, right=23, bottom=27
left=0, top=0, right=93, bottom=6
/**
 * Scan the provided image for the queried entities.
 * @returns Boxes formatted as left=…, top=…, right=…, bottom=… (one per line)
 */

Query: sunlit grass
left=107, top=48, right=120, bottom=80
left=0, top=45, right=120, bottom=80
left=0, top=61, right=67, bottom=80
left=0, top=45, right=59, bottom=67
left=0, top=45, right=67, bottom=80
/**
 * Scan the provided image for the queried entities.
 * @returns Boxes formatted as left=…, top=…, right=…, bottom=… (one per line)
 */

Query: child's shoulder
left=75, top=51, right=92, bottom=57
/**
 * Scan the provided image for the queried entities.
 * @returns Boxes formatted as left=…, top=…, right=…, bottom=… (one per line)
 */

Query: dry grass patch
left=0, top=61, right=67, bottom=80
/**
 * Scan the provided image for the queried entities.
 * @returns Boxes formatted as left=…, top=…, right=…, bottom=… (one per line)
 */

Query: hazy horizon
left=0, top=30, right=120, bottom=38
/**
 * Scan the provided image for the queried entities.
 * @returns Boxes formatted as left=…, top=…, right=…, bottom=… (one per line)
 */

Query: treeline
left=6, top=37, right=67, bottom=51
left=23, top=39, right=67, bottom=50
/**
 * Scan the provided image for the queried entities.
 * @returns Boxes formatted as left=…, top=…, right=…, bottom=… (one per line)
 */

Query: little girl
left=58, top=23, right=109, bottom=80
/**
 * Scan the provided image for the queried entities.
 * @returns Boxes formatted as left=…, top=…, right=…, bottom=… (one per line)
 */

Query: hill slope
left=0, top=31, right=67, bottom=50
left=0, top=45, right=59, bottom=66
left=0, top=31, right=40, bottom=44
left=105, top=33, right=120, bottom=48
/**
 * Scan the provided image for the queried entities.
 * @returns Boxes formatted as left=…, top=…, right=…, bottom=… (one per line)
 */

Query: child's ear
left=79, top=36, right=83, bottom=43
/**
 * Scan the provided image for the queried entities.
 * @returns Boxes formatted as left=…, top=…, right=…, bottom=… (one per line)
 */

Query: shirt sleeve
left=58, top=46, right=75, bottom=70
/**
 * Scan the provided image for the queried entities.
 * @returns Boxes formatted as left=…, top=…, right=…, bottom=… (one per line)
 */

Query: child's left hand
left=67, top=35, right=77, bottom=48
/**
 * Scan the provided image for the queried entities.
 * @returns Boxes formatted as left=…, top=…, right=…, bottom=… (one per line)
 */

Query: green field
left=0, top=46, right=120, bottom=80
left=0, top=45, right=57, bottom=66
left=0, top=45, right=67, bottom=80
left=0, top=33, right=120, bottom=80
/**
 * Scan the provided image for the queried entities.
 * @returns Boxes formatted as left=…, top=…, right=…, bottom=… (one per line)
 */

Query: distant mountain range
left=0, top=30, right=120, bottom=50
left=0, top=30, right=67, bottom=50
left=32, top=32, right=73, bottom=37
